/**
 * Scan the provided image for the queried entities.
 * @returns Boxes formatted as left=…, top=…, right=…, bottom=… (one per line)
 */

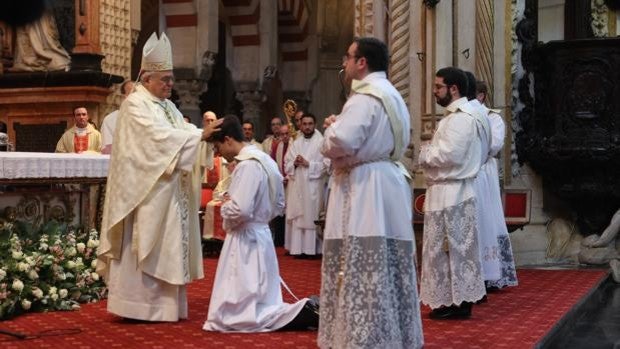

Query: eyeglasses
left=434, top=84, right=449, bottom=90
left=342, top=53, right=360, bottom=63
left=158, top=75, right=175, bottom=84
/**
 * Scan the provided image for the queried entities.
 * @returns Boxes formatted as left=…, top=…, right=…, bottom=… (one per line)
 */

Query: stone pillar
left=174, top=50, right=216, bottom=124
left=354, top=0, right=388, bottom=40
left=236, top=88, right=263, bottom=135
left=174, top=77, right=202, bottom=122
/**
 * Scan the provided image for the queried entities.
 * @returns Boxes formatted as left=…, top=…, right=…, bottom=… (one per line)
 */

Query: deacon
left=203, top=115, right=318, bottom=332
left=476, top=80, right=518, bottom=289
left=418, top=67, right=487, bottom=319
left=464, top=71, right=500, bottom=288
left=56, top=106, right=102, bottom=153
left=319, top=37, right=424, bottom=348
left=96, top=32, right=219, bottom=322
left=284, top=113, right=328, bottom=257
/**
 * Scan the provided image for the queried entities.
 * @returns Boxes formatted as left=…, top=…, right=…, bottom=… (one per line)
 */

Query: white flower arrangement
left=0, top=223, right=106, bottom=319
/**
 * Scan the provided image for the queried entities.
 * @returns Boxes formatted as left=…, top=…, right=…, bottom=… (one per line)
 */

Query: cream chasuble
left=55, top=124, right=102, bottom=153
left=97, top=84, right=209, bottom=321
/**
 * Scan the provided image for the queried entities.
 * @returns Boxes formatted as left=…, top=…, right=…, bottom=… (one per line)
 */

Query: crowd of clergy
left=202, top=109, right=329, bottom=259
left=41, top=32, right=521, bottom=349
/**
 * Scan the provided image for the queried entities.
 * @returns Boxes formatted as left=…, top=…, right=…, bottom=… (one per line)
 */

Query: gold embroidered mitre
left=140, top=32, right=173, bottom=71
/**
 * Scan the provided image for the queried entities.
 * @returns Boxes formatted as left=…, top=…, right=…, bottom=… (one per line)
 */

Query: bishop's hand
left=202, top=118, right=223, bottom=141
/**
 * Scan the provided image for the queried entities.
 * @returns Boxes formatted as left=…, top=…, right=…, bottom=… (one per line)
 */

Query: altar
left=0, top=151, right=109, bottom=230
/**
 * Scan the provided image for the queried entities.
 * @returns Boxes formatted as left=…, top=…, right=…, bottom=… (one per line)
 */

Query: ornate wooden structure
left=517, top=36, right=620, bottom=233
left=0, top=0, right=122, bottom=152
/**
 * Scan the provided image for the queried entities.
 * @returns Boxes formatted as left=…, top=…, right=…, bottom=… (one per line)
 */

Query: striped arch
left=278, top=0, right=309, bottom=61
left=222, top=0, right=261, bottom=46
left=162, top=0, right=197, bottom=28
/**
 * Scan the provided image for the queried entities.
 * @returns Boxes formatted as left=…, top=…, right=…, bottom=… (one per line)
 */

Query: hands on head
left=202, top=118, right=224, bottom=141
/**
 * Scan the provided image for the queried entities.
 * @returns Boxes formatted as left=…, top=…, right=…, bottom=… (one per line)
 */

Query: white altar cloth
left=0, top=152, right=109, bottom=179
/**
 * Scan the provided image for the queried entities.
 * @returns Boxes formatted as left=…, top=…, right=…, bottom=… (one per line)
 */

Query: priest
left=284, top=113, right=328, bottom=257
left=55, top=106, right=101, bottom=153
left=96, top=32, right=220, bottom=322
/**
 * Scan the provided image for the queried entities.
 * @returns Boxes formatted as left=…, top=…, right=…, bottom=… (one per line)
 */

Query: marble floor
left=538, top=273, right=620, bottom=348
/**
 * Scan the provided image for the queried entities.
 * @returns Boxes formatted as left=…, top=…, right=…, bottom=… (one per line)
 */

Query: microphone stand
left=338, top=69, right=349, bottom=101
left=0, top=328, right=27, bottom=339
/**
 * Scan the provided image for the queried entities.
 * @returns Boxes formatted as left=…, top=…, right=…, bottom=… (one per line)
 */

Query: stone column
left=236, top=88, right=264, bottom=135
left=354, top=0, right=388, bottom=40
left=174, top=77, right=202, bottom=122
left=175, top=50, right=216, bottom=124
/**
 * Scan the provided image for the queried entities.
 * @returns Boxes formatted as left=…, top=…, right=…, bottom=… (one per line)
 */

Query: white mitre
left=140, top=32, right=173, bottom=71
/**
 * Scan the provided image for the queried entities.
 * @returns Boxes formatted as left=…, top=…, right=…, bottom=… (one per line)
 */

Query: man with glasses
left=97, top=32, right=221, bottom=322
left=319, top=37, right=424, bottom=349
left=242, top=121, right=261, bottom=147
left=418, top=67, right=488, bottom=319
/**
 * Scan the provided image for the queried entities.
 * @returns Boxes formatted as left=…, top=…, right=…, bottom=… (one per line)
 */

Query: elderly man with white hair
left=97, top=32, right=220, bottom=322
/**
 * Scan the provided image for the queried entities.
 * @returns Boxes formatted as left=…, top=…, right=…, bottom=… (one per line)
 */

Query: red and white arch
left=278, top=0, right=309, bottom=61
left=162, top=0, right=197, bottom=28
left=222, top=0, right=261, bottom=46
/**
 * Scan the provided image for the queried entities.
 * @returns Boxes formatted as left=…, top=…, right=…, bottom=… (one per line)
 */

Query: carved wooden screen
left=13, top=121, right=67, bottom=152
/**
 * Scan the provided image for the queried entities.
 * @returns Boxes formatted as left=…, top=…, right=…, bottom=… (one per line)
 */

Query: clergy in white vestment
left=203, top=115, right=318, bottom=332
left=475, top=80, right=518, bottom=289
left=273, top=124, right=290, bottom=248
left=319, top=37, right=424, bottom=349
left=464, top=71, right=501, bottom=285
left=100, top=80, right=135, bottom=154
left=418, top=67, right=488, bottom=320
left=284, top=114, right=329, bottom=257
left=96, top=32, right=220, bottom=322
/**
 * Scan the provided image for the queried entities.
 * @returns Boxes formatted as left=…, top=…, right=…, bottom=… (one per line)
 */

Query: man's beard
left=303, top=130, right=314, bottom=138
left=436, top=94, right=452, bottom=107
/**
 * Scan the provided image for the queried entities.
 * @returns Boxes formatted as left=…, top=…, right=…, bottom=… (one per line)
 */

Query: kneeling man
left=203, top=115, right=318, bottom=332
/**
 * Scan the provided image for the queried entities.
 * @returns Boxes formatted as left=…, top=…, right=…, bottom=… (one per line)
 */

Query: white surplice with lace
left=418, top=97, right=489, bottom=309
left=318, top=72, right=423, bottom=349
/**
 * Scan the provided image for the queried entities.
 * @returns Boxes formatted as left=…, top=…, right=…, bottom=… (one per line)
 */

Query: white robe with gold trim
left=97, top=84, right=208, bottom=321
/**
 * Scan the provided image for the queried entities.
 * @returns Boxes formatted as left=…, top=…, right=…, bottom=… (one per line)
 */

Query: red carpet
left=0, top=249, right=606, bottom=348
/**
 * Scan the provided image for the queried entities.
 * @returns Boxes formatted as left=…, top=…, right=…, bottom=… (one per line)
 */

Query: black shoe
left=429, top=302, right=472, bottom=320
left=279, top=298, right=319, bottom=331
left=475, top=295, right=488, bottom=304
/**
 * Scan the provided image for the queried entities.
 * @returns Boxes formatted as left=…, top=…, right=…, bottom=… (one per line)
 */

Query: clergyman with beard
left=283, top=113, right=329, bottom=258
left=418, top=67, right=487, bottom=319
